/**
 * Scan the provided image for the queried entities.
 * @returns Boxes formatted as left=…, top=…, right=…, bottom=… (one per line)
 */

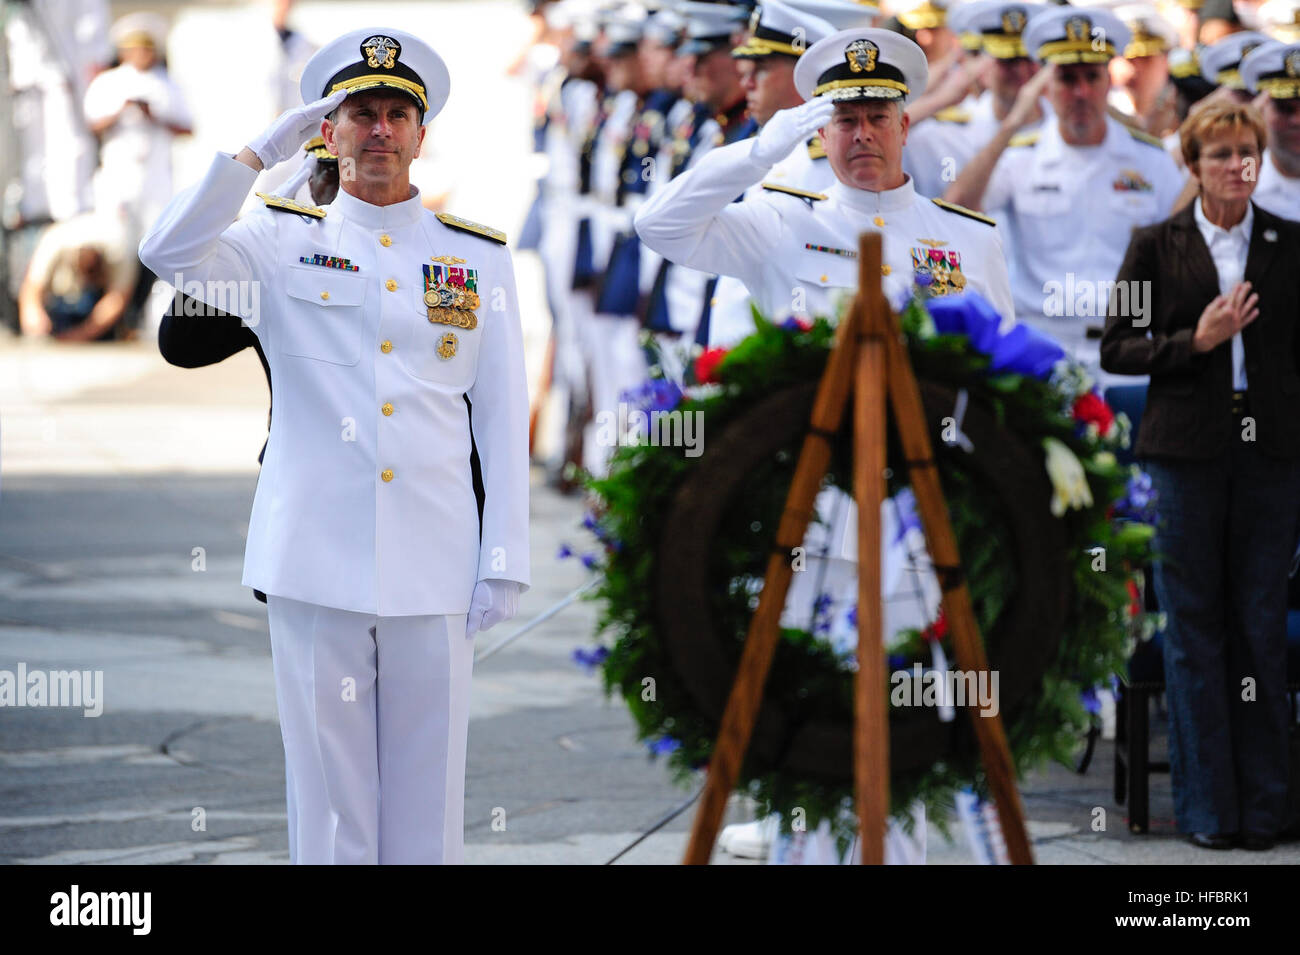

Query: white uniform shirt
left=904, top=92, right=1053, bottom=202
left=84, top=63, right=193, bottom=232
left=1251, top=150, right=1300, bottom=222
left=1193, top=197, right=1252, bottom=391
left=635, top=137, right=1016, bottom=327
left=708, top=138, right=837, bottom=348
left=981, top=116, right=1184, bottom=361
left=139, top=154, right=531, bottom=616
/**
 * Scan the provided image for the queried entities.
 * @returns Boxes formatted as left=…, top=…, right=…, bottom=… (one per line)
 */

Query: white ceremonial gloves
left=465, top=579, right=521, bottom=638
left=247, top=89, right=348, bottom=170
left=750, top=97, right=836, bottom=168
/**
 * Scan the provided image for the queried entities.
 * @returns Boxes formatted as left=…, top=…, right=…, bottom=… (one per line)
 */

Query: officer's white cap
left=644, top=8, right=686, bottom=46
left=300, top=28, right=450, bottom=126
left=676, top=1, right=751, bottom=55
left=110, top=12, right=168, bottom=50
left=792, top=0, right=881, bottom=31
left=1199, top=30, right=1270, bottom=86
left=1259, top=0, right=1300, bottom=42
left=1023, top=6, right=1131, bottom=64
left=732, top=0, right=836, bottom=58
left=1241, top=38, right=1300, bottom=96
left=793, top=27, right=929, bottom=102
left=1112, top=3, right=1178, bottom=58
left=960, top=1, right=1049, bottom=57
left=895, top=0, right=958, bottom=31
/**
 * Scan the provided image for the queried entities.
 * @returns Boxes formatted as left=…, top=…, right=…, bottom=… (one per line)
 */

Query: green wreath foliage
left=583, top=298, right=1156, bottom=840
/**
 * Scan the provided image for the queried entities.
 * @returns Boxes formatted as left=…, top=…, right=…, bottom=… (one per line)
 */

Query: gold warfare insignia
left=917, top=238, right=948, bottom=249
left=362, top=35, right=400, bottom=69
left=1001, top=8, right=1027, bottom=34
left=845, top=39, right=879, bottom=73
left=424, top=260, right=480, bottom=329
left=437, top=331, right=458, bottom=360
left=1287, top=50, right=1300, bottom=77
left=1064, top=16, right=1091, bottom=43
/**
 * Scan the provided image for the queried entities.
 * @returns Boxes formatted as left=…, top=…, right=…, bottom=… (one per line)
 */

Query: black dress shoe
left=1188, top=832, right=1234, bottom=850
left=1239, top=833, right=1276, bottom=851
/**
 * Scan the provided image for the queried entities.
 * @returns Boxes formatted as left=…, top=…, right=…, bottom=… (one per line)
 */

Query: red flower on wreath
left=1072, top=391, right=1115, bottom=437
left=922, top=612, right=949, bottom=643
left=694, top=346, right=729, bottom=384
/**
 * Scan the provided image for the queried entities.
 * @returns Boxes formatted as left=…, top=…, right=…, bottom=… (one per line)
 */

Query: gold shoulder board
left=761, top=183, right=828, bottom=201
left=256, top=192, right=326, bottom=218
left=933, top=107, right=971, bottom=124
left=1008, top=131, right=1040, bottom=148
left=807, top=136, right=827, bottom=160
left=436, top=212, right=507, bottom=245
left=1127, top=127, right=1165, bottom=149
left=931, top=198, right=996, bottom=227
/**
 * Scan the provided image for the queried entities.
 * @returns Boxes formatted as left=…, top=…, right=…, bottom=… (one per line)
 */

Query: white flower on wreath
left=1042, top=437, right=1094, bottom=517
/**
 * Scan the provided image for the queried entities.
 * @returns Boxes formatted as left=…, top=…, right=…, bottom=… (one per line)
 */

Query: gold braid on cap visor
left=733, top=36, right=806, bottom=57
left=1216, top=69, right=1245, bottom=89
left=813, top=77, right=909, bottom=98
left=1258, top=76, right=1300, bottom=97
left=1034, top=39, right=1117, bottom=64
left=330, top=74, right=429, bottom=111
left=983, top=35, right=1030, bottom=58
left=1124, top=34, right=1170, bottom=58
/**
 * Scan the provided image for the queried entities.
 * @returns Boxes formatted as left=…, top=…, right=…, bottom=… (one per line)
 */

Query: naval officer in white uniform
left=634, top=28, right=1015, bottom=326
left=139, top=28, right=531, bottom=865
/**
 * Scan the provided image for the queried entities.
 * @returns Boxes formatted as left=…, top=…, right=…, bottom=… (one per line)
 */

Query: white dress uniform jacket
left=980, top=115, right=1184, bottom=358
left=634, top=136, right=1017, bottom=326
left=1252, top=150, right=1300, bottom=221
left=139, top=153, right=531, bottom=616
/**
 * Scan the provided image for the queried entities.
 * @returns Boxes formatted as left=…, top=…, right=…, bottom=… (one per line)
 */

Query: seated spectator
left=18, top=215, right=136, bottom=341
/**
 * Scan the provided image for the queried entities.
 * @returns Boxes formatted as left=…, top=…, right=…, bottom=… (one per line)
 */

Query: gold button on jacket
left=381, top=402, right=394, bottom=416
left=380, top=340, right=393, bottom=353
left=379, top=234, right=392, bottom=247
left=381, top=469, right=394, bottom=483
left=385, top=279, right=397, bottom=292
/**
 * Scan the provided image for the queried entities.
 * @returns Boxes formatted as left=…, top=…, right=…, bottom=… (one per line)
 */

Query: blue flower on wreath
left=888, top=653, right=907, bottom=673
left=812, top=592, right=834, bottom=635
left=621, top=378, right=683, bottom=415
left=572, top=645, right=609, bottom=671
left=557, top=543, right=573, bottom=560
left=580, top=552, right=599, bottom=570
left=1112, top=469, right=1157, bottom=524
left=924, top=293, right=1066, bottom=381
left=1081, top=686, right=1102, bottom=716
left=647, top=735, right=681, bottom=757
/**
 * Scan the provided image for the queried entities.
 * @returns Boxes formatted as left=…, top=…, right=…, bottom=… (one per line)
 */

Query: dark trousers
left=1144, top=441, right=1300, bottom=836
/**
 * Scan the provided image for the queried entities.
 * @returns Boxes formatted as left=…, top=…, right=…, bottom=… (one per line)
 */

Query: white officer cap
left=1259, top=0, right=1300, bottom=41
left=793, top=27, right=930, bottom=101
left=110, top=12, right=168, bottom=50
left=1023, top=6, right=1131, bottom=64
left=602, top=5, right=647, bottom=56
left=1199, top=30, right=1270, bottom=87
left=732, top=0, right=834, bottom=58
left=1241, top=38, right=1300, bottom=96
left=895, top=0, right=957, bottom=31
left=300, top=29, right=450, bottom=126
left=1113, top=3, right=1178, bottom=58
left=946, top=0, right=987, bottom=50
left=644, top=8, right=686, bottom=46
left=962, top=1, right=1049, bottom=57
left=677, top=2, right=752, bottom=55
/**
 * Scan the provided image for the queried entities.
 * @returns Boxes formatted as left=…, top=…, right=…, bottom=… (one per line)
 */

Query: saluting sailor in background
left=139, top=28, right=531, bottom=865
left=1241, top=39, right=1300, bottom=220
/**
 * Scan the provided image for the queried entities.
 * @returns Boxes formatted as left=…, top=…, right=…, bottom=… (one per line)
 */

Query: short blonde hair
left=1179, top=100, right=1266, bottom=169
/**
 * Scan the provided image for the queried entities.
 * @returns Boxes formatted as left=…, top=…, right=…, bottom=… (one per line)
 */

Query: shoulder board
left=931, top=198, right=996, bottom=227
left=933, top=107, right=971, bottom=124
left=1007, top=131, right=1040, bottom=148
left=761, top=183, right=828, bottom=201
left=436, top=213, right=507, bottom=245
left=1127, top=127, right=1165, bottom=149
left=807, top=136, right=826, bottom=160
left=256, top=192, right=326, bottom=218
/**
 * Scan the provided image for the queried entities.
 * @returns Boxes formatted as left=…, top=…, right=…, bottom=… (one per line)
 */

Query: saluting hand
left=751, top=97, right=836, bottom=167
left=246, top=88, right=348, bottom=171
left=1193, top=280, right=1259, bottom=353
left=1003, top=63, right=1053, bottom=132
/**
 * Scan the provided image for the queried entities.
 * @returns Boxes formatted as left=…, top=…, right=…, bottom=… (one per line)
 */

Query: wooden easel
left=683, top=233, right=1034, bottom=866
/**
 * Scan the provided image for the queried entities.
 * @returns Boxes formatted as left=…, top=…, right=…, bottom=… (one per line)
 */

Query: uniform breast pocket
left=280, top=266, right=366, bottom=366
left=1108, top=187, right=1159, bottom=224
left=397, top=285, right=481, bottom=391
left=1016, top=186, right=1072, bottom=247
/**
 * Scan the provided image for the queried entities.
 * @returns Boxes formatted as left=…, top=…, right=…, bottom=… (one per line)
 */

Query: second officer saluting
left=139, top=28, right=531, bottom=865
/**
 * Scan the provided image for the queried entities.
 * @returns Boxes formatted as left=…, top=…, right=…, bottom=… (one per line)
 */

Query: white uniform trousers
left=266, top=596, right=474, bottom=865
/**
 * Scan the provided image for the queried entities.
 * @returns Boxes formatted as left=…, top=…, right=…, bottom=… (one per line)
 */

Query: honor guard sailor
left=1241, top=39, right=1300, bottom=220
left=139, top=27, right=531, bottom=865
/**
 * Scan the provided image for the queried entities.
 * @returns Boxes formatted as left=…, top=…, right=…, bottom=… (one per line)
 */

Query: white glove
left=277, top=153, right=317, bottom=201
left=750, top=97, right=836, bottom=167
left=247, top=89, right=348, bottom=171
left=465, top=579, right=521, bottom=638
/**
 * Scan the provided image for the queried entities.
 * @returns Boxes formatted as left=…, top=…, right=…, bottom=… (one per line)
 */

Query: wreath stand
left=683, top=233, right=1035, bottom=865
